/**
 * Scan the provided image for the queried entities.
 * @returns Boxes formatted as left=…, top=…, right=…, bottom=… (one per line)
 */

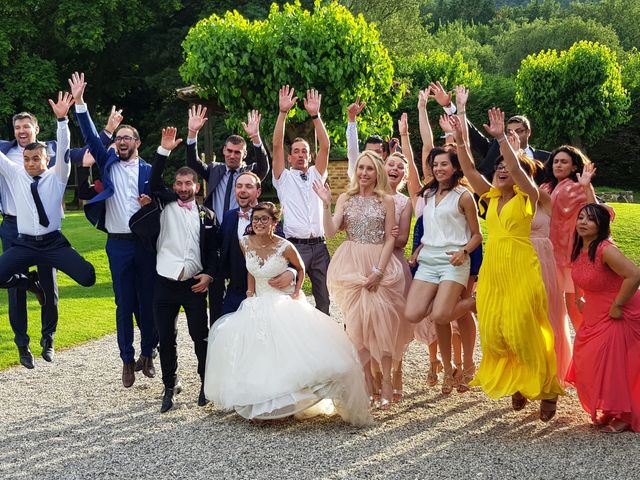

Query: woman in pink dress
left=314, top=151, right=407, bottom=409
left=567, top=204, right=640, bottom=433
left=541, top=147, right=597, bottom=331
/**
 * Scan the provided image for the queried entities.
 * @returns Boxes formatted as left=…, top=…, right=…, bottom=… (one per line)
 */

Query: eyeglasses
left=115, top=135, right=138, bottom=143
left=495, top=164, right=509, bottom=172
left=251, top=216, right=272, bottom=224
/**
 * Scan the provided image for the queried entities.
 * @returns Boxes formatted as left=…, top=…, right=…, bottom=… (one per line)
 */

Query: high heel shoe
left=442, top=370, right=455, bottom=395
left=456, top=364, right=476, bottom=393
left=380, top=380, right=393, bottom=410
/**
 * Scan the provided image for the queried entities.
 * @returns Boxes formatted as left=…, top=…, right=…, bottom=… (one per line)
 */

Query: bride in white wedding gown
left=204, top=202, right=372, bottom=426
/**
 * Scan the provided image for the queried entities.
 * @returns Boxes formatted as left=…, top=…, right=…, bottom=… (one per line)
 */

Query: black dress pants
left=153, top=275, right=209, bottom=389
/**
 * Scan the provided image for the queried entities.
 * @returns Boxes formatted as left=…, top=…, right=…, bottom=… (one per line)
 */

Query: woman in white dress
left=204, top=202, right=372, bottom=426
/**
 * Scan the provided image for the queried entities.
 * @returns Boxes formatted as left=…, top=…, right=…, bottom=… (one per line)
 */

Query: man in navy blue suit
left=70, top=72, right=158, bottom=388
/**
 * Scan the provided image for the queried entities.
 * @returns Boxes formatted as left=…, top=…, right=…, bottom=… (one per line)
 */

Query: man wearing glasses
left=69, top=72, right=158, bottom=389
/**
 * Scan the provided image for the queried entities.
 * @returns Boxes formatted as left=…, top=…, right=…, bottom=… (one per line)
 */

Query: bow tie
left=238, top=210, right=251, bottom=220
left=177, top=199, right=193, bottom=210
left=300, top=172, right=308, bottom=181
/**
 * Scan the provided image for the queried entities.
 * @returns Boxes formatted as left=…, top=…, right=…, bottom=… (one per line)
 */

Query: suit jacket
left=75, top=108, right=152, bottom=232
left=186, top=141, right=270, bottom=210
left=467, top=120, right=550, bottom=183
left=129, top=151, right=219, bottom=279
left=219, top=208, right=286, bottom=296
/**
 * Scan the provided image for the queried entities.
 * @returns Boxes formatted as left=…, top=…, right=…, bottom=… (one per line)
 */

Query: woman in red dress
left=568, top=204, right=640, bottom=433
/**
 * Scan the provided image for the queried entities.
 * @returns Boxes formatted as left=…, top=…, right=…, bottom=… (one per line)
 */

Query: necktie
left=177, top=199, right=193, bottom=210
left=300, top=172, right=308, bottom=181
left=238, top=210, right=250, bottom=220
left=30, top=176, right=50, bottom=227
left=223, top=169, right=237, bottom=213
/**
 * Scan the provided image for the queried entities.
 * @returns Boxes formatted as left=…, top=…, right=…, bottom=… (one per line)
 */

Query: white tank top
left=420, top=186, right=471, bottom=248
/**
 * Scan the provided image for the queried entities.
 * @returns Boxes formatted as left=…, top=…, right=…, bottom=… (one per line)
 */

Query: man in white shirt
left=0, top=94, right=96, bottom=360
left=132, top=127, right=218, bottom=413
left=272, top=86, right=331, bottom=314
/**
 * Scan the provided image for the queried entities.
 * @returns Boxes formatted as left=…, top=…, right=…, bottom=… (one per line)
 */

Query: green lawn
left=2, top=203, right=639, bottom=369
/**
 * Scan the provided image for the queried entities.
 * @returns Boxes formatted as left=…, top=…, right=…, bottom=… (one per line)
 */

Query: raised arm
left=484, top=108, right=539, bottom=204
left=346, top=97, right=365, bottom=178
left=399, top=112, right=421, bottom=202
left=312, top=181, right=344, bottom=238
left=450, top=115, right=491, bottom=196
left=185, top=105, right=210, bottom=179
left=151, top=127, right=183, bottom=196
left=48, top=91, right=74, bottom=182
left=304, top=88, right=329, bottom=176
left=576, top=163, right=598, bottom=204
left=272, top=85, right=297, bottom=181
left=241, top=110, right=270, bottom=180
left=417, top=87, right=434, bottom=171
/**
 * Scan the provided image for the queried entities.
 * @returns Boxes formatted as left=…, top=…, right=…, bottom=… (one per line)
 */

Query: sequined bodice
left=344, top=195, right=385, bottom=244
left=241, top=237, right=293, bottom=296
left=572, top=240, right=623, bottom=294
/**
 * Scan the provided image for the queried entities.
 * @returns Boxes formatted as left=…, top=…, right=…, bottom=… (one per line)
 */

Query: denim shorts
left=415, top=245, right=470, bottom=286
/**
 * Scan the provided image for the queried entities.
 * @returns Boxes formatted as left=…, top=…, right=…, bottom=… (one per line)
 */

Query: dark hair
left=24, top=141, right=48, bottom=155
left=364, top=135, right=389, bottom=155
left=493, top=153, right=539, bottom=178
left=507, top=115, right=531, bottom=130
left=175, top=166, right=198, bottom=183
left=225, top=134, right=247, bottom=148
left=419, top=145, right=464, bottom=197
left=544, top=145, right=591, bottom=190
left=251, top=201, right=281, bottom=222
left=13, top=112, right=38, bottom=127
left=236, top=171, right=262, bottom=189
left=571, top=203, right=611, bottom=263
left=116, top=125, right=140, bottom=140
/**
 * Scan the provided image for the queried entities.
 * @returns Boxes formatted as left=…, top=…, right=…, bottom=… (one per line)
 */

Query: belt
left=18, top=231, right=61, bottom=241
left=2, top=214, right=16, bottom=220
left=287, top=236, right=325, bottom=245
left=108, top=233, right=137, bottom=241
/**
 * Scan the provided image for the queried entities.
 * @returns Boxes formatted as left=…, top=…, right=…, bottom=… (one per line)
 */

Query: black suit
left=130, top=150, right=219, bottom=389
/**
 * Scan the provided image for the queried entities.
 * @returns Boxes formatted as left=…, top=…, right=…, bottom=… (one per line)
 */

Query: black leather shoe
left=160, top=382, right=183, bottom=413
left=122, top=361, right=135, bottom=388
left=198, top=383, right=209, bottom=407
left=18, top=345, right=35, bottom=369
left=26, top=271, right=46, bottom=306
left=40, top=338, right=54, bottom=362
left=141, top=356, right=156, bottom=378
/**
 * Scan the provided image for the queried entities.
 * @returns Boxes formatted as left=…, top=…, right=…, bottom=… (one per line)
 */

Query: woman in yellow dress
left=451, top=87, right=564, bottom=421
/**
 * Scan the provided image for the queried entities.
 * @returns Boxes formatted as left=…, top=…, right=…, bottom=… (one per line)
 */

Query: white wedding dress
left=203, top=238, right=372, bottom=426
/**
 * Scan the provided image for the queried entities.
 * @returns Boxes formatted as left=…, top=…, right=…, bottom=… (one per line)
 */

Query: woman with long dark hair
left=567, top=203, right=640, bottom=433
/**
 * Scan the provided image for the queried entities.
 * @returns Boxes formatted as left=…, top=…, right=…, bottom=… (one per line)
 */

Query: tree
left=515, top=40, right=631, bottom=148
left=180, top=1, right=402, bottom=144
left=570, top=0, right=640, bottom=51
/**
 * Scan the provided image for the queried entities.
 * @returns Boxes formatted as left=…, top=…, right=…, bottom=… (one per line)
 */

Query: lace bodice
left=572, top=240, right=623, bottom=294
left=241, top=237, right=294, bottom=296
left=344, top=195, right=386, bottom=244
left=393, top=193, right=409, bottom=224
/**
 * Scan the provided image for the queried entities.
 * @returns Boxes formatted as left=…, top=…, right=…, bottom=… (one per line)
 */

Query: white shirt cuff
left=444, top=104, right=457, bottom=115
left=187, top=138, right=196, bottom=145
left=75, top=104, right=88, bottom=113
left=157, top=146, right=171, bottom=157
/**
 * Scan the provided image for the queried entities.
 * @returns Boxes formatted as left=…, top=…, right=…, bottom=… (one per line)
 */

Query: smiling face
left=223, top=140, right=247, bottom=170
left=575, top=208, right=599, bottom=240
left=493, top=160, right=515, bottom=190
left=14, top=118, right=39, bottom=148
left=114, top=127, right=140, bottom=161
left=23, top=146, right=48, bottom=177
left=384, top=154, right=407, bottom=190
left=431, top=153, right=456, bottom=186
left=551, top=151, right=577, bottom=181
left=172, top=172, right=199, bottom=202
left=251, top=209, right=276, bottom=236
left=356, top=155, right=378, bottom=189
left=235, top=173, right=261, bottom=209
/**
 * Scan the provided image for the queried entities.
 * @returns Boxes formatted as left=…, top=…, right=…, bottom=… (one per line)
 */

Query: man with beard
left=70, top=72, right=158, bottom=388
left=132, top=127, right=218, bottom=413
left=218, top=171, right=294, bottom=315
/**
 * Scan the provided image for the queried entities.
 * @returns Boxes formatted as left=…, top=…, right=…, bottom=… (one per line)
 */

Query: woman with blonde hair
left=314, top=151, right=407, bottom=409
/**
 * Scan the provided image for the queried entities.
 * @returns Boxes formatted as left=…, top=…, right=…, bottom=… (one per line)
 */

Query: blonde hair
left=346, top=151, right=389, bottom=199
left=385, top=152, right=408, bottom=192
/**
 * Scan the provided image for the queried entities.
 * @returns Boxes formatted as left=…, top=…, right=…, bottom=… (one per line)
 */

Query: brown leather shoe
left=122, top=361, right=135, bottom=388
left=134, top=356, right=144, bottom=372
left=141, top=356, right=156, bottom=378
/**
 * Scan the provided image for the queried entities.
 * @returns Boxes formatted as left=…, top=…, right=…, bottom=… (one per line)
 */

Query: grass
left=2, top=203, right=639, bottom=369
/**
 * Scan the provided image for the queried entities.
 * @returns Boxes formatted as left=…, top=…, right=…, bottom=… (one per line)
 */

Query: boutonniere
left=199, top=210, right=206, bottom=221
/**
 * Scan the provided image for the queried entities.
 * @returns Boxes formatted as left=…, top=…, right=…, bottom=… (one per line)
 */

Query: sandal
left=392, top=368, right=403, bottom=403
left=592, top=414, right=614, bottom=427
left=539, top=397, right=558, bottom=422
left=452, top=363, right=462, bottom=389
left=599, top=419, right=631, bottom=433
left=442, top=371, right=455, bottom=395
left=426, top=360, right=442, bottom=387
left=380, top=380, right=393, bottom=410
left=511, top=392, right=528, bottom=411
left=456, top=364, right=476, bottom=393
left=372, top=371, right=382, bottom=403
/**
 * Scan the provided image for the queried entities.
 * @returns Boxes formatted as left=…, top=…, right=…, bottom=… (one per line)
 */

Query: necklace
left=253, top=235, right=275, bottom=248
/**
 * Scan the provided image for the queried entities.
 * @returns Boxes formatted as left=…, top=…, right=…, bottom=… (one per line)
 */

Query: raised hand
left=576, top=162, right=597, bottom=187
left=347, top=96, right=366, bottom=122
left=398, top=112, right=409, bottom=137
left=68, top=72, right=87, bottom=105
left=241, top=110, right=262, bottom=141
left=138, top=194, right=152, bottom=207
left=312, top=179, right=332, bottom=206
left=429, top=81, right=452, bottom=108
left=449, top=115, right=464, bottom=144
left=106, top=106, right=123, bottom=133
left=506, top=130, right=520, bottom=153
left=303, top=88, right=321, bottom=117
left=483, top=107, right=505, bottom=139
left=417, top=87, right=431, bottom=110
left=439, top=114, right=455, bottom=134
left=48, top=91, right=74, bottom=118
left=188, top=105, right=208, bottom=136
left=279, top=85, right=297, bottom=113
left=455, top=85, right=469, bottom=111
left=160, top=127, right=183, bottom=151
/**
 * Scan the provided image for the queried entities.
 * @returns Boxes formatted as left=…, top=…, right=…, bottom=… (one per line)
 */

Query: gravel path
left=0, top=304, right=637, bottom=480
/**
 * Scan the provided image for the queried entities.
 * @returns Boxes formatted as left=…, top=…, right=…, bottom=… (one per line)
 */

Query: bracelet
left=246, top=290, right=255, bottom=297
left=371, top=266, right=384, bottom=278
left=497, top=134, right=508, bottom=144
left=310, top=114, right=320, bottom=120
